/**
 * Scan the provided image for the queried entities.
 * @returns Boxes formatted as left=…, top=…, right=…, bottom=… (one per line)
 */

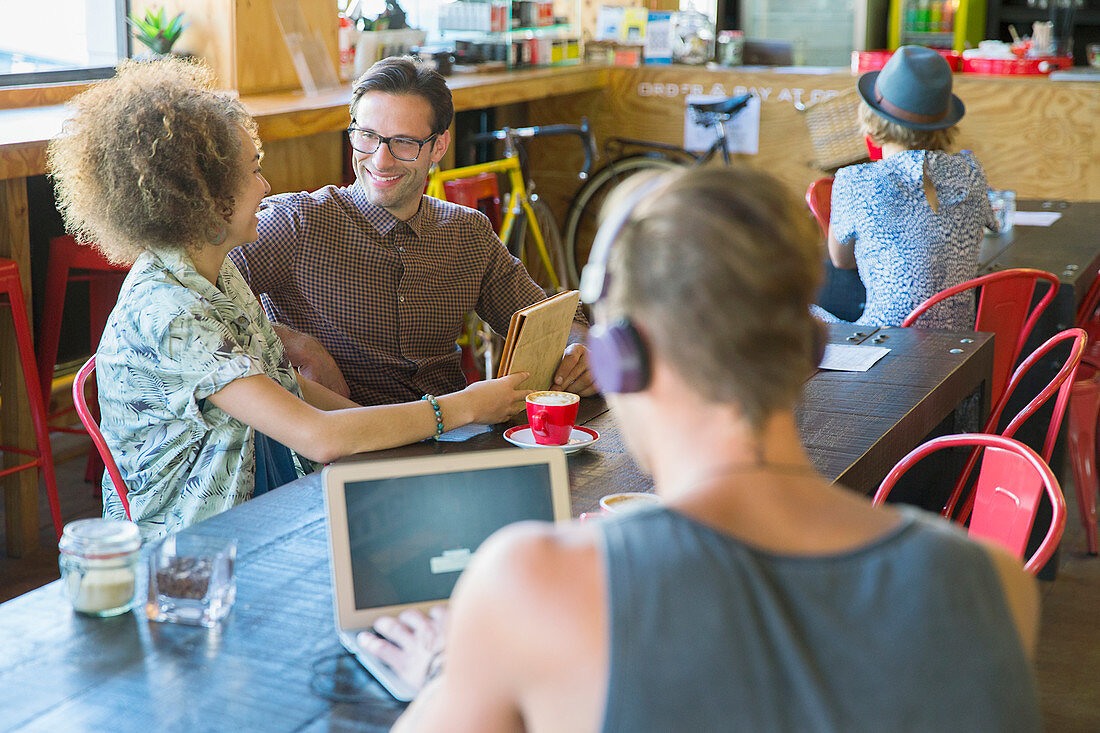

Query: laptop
left=323, top=448, right=571, bottom=701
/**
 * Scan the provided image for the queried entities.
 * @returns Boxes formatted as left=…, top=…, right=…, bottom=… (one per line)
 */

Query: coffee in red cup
left=525, top=390, right=580, bottom=445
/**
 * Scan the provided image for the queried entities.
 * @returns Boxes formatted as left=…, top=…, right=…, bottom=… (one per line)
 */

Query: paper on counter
left=1014, top=211, right=1062, bottom=227
left=818, top=344, right=891, bottom=372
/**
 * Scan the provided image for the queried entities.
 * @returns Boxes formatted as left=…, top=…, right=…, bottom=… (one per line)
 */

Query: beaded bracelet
left=422, top=394, right=444, bottom=438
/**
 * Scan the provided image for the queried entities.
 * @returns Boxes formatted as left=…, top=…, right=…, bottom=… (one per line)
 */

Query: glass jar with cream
left=59, top=518, right=141, bottom=617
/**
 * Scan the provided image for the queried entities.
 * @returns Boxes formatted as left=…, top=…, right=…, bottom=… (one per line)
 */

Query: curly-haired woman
left=812, top=46, right=996, bottom=329
left=47, top=58, right=531, bottom=540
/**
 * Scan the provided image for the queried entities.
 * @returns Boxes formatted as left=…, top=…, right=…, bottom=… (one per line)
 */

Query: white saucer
left=503, top=425, right=600, bottom=455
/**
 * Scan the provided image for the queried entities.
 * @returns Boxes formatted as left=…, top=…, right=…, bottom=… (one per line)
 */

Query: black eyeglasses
left=346, top=126, right=438, bottom=161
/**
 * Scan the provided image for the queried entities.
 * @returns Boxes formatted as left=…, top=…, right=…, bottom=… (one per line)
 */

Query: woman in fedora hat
left=812, top=45, right=996, bottom=328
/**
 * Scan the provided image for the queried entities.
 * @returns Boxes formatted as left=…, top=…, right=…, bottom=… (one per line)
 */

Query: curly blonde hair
left=47, top=57, right=261, bottom=264
left=599, top=167, right=822, bottom=431
left=858, top=101, right=956, bottom=152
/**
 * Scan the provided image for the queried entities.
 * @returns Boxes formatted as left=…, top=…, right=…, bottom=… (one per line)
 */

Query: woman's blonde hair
left=598, top=167, right=822, bottom=431
left=47, top=57, right=260, bottom=264
left=858, top=101, right=956, bottom=152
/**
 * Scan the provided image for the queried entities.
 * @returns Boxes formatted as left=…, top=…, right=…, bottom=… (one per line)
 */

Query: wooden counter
left=525, top=66, right=1100, bottom=222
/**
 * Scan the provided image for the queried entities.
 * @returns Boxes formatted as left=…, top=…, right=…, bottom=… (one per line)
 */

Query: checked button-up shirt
left=230, top=182, right=559, bottom=406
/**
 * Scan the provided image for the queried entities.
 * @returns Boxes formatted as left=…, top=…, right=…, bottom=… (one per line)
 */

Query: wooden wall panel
left=236, top=0, right=340, bottom=95
left=132, top=0, right=339, bottom=94
left=526, top=67, right=1100, bottom=218
left=261, top=131, right=345, bottom=195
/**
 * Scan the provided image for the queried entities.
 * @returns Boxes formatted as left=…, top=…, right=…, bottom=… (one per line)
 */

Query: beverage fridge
left=735, top=0, right=890, bottom=66
left=888, top=0, right=988, bottom=52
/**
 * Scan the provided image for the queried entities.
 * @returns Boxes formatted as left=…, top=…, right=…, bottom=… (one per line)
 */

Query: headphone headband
left=579, top=173, right=671, bottom=305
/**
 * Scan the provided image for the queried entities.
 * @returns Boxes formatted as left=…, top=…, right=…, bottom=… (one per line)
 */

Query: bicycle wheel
left=563, top=155, right=683, bottom=289
left=507, top=195, right=569, bottom=294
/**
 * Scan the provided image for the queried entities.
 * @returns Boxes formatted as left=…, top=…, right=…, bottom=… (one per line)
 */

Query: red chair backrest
left=902, top=268, right=1060, bottom=405
left=874, top=433, right=1066, bottom=575
left=73, top=356, right=131, bottom=520
left=940, top=327, right=1087, bottom=523
left=805, top=177, right=833, bottom=236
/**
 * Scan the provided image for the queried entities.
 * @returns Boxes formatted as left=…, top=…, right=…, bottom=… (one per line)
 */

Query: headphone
left=579, top=176, right=669, bottom=394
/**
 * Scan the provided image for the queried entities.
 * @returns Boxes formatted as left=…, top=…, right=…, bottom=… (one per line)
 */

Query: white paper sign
left=683, top=93, right=760, bottom=155
left=818, top=344, right=891, bottom=372
left=1014, top=211, right=1063, bottom=227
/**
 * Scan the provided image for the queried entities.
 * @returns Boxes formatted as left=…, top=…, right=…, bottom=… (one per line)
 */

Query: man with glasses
left=230, top=57, right=594, bottom=407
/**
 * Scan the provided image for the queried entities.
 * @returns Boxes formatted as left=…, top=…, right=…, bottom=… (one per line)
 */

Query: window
left=0, top=0, right=128, bottom=87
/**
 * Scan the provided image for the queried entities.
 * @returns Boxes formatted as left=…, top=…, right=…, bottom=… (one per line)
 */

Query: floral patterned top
left=96, top=247, right=315, bottom=540
left=811, top=150, right=996, bottom=329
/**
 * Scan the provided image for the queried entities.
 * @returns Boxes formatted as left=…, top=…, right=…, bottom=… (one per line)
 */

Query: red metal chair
left=941, top=328, right=1086, bottom=526
left=1067, top=354, right=1100, bottom=554
left=902, top=268, right=1060, bottom=405
left=874, top=433, right=1065, bottom=575
left=36, top=235, right=128, bottom=483
left=72, top=356, right=130, bottom=520
left=805, top=177, right=833, bottom=236
left=0, top=258, right=63, bottom=539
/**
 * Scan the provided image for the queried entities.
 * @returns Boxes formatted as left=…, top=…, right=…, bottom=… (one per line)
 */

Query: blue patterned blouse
left=811, top=150, right=995, bottom=328
left=96, top=247, right=315, bottom=540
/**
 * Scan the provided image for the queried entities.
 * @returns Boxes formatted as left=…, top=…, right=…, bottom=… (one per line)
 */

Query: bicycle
left=426, top=119, right=596, bottom=293
left=562, top=94, right=754, bottom=288
left=425, top=120, right=595, bottom=378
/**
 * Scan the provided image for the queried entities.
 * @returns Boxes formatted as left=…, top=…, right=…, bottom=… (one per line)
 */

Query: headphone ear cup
left=586, top=319, right=650, bottom=394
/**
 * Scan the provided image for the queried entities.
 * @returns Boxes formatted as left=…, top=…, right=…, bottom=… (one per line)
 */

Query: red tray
left=961, top=55, right=1073, bottom=75
left=853, top=48, right=962, bottom=74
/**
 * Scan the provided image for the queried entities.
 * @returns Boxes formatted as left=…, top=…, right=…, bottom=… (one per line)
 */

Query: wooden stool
left=0, top=258, right=63, bottom=539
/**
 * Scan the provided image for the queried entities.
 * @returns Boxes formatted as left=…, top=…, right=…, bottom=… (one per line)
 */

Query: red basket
left=853, top=48, right=962, bottom=74
left=960, top=55, right=1073, bottom=75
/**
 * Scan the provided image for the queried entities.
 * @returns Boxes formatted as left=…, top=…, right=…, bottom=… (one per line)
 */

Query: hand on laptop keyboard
left=358, top=606, right=449, bottom=693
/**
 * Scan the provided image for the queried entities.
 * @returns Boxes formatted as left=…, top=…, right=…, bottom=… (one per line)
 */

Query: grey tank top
left=599, top=505, right=1039, bottom=732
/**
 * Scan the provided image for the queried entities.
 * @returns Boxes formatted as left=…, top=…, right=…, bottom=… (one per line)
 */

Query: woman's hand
left=358, top=607, right=449, bottom=693
left=460, top=372, right=532, bottom=425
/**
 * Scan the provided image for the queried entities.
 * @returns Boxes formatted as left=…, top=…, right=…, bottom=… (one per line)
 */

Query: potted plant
left=128, top=7, right=187, bottom=56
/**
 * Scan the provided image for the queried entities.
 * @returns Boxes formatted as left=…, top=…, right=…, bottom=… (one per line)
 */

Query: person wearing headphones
left=358, top=167, right=1039, bottom=731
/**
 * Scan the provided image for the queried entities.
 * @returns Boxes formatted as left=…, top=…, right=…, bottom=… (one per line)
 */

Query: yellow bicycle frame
left=426, top=157, right=561, bottom=291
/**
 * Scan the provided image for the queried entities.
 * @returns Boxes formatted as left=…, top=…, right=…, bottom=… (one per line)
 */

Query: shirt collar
left=146, top=246, right=236, bottom=304
left=349, top=179, right=435, bottom=239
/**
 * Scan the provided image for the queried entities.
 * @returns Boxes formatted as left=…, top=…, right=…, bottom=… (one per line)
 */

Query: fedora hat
left=857, top=46, right=964, bottom=131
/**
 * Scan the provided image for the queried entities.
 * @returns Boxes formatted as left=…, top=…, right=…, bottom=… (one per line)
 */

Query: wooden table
left=0, top=325, right=991, bottom=730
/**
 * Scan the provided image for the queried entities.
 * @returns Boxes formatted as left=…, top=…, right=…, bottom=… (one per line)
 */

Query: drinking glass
left=988, top=190, right=1017, bottom=234
left=1087, top=43, right=1100, bottom=69
left=146, top=534, right=237, bottom=627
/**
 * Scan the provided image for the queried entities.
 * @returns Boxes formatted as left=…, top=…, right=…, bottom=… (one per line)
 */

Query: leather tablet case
left=496, top=290, right=580, bottom=391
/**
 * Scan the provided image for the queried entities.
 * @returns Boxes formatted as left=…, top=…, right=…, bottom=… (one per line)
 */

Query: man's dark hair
left=350, top=56, right=454, bottom=135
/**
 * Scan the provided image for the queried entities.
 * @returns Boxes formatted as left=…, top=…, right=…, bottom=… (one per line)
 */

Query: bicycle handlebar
left=468, top=118, right=597, bottom=180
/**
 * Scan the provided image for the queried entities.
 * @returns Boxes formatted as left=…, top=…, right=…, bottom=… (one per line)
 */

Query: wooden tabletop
left=0, top=324, right=991, bottom=730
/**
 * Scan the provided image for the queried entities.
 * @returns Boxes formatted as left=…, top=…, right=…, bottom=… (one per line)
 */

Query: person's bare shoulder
left=448, top=520, right=605, bottom=675
left=977, top=541, right=1039, bottom=660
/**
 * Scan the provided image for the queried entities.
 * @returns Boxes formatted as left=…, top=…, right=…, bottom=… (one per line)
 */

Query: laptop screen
left=344, top=463, right=555, bottom=609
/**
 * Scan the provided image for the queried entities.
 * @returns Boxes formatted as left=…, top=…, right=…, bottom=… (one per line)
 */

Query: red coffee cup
left=525, top=390, right=580, bottom=446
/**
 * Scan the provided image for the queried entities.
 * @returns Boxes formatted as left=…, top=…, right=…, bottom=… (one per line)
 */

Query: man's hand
left=272, top=324, right=351, bottom=399
left=553, top=343, right=598, bottom=396
left=358, top=607, right=449, bottom=693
